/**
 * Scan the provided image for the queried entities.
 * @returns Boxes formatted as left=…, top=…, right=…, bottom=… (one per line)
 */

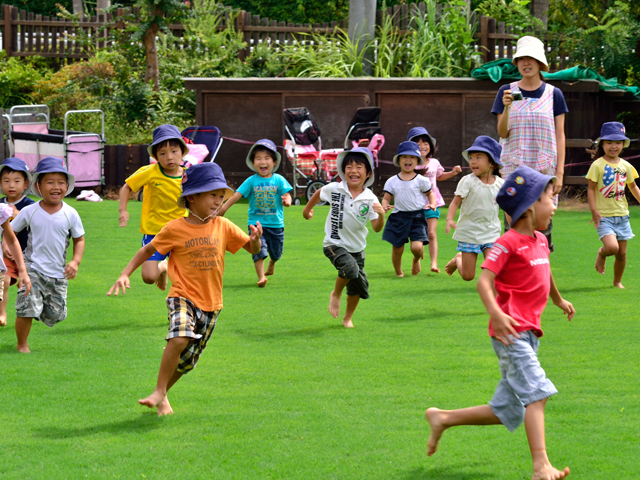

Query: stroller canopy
left=283, top=107, right=321, bottom=146
left=346, top=107, right=381, bottom=142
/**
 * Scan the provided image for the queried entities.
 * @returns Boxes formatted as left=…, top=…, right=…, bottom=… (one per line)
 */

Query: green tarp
left=471, top=58, right=640, bottom=98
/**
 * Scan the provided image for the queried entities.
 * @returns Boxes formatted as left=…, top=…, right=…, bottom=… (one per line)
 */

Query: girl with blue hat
left=586, top=121, right=640, bottom=288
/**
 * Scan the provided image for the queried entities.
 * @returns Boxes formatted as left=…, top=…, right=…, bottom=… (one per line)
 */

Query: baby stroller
left=148, top=125, right=223, bottom=167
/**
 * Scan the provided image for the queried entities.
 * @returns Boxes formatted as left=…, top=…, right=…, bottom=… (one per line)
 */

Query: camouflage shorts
left=165, top=297, right=220, bottom=374
left=15, top=268, right=67, bottom=327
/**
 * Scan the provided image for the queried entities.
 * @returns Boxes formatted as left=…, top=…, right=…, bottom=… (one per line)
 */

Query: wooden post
left=487, top=17, right=496, bottom=62
left=479, top=15, right=489, bottom=64
left=0, top=108, right=5, bottom=162
left=2, top=5, right=12, bottom=57
left=235, top=9, right=245, bottom=60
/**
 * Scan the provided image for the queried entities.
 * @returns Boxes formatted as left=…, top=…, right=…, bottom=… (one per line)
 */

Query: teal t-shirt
left=237, top=173, right=293, bottom=228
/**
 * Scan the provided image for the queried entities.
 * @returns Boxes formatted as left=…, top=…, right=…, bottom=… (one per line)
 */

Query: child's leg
left=343, top=294, right=360, bottom=328
left=0, top=273, right=11, bottom=326
left=139, top=337, right=190, bottom=410
left=329, top=276, right=348, bottom=319
left=425, top=405, right=501, bottom=456
left=391, top=245, right=405, bottom=277
left=426, top=217, right=439, bottom=272
left=612, top=240, right=627, bottom=288
left=141, top=259, right=168, bottom=290
left=254, top=258, right=268, bottom=287
left=410, top=240, right=424, bottom=276
left=525, top=399, right=570, bottom=480
left=156, top=370, right=183, bottom=416
left=595, top=234, right=618, bottom=275
left=15, top=316, right=33, bottom=353
left=457, top=252, right=479, bottom=281
left=265, top=259, right=276, bottom=276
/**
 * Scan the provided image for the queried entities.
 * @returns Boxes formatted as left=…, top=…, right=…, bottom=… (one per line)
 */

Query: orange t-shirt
left=151, top=217, right=249, bottom=311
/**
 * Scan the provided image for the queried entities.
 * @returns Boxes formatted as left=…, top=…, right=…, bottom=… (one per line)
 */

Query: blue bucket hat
left=407, top=127, right=437, bottom=151
left=147, top=124, right=189, bottom=159
left=462, top=135, right=503, bottom=169
left=336, top=147, right=375, bottom=188
left=31, top=157, right=75, bottom=197
left=393, top=141, right=423, bottom=167
left=0, top=157, right=32, bottom=195
left=597, top=122, right=630, bottom=148
left=177, top=162, right=234, bottom=209
left=246, top=139, right=282, bottom=173
left=497, top=166, right=556, bottom=225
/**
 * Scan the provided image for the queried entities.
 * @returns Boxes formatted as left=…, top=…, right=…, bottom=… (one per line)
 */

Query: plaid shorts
left=456, top=241, right=494, bottom=254
left=15, top=268, right=67, bottom=327
left=166, top=297, right=220, bottom=374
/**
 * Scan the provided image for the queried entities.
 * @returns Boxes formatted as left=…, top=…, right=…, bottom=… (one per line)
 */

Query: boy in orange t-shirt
left=108, top=163, right=262, bottom=415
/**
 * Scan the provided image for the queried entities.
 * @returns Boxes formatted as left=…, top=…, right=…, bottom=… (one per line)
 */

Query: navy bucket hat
left=497, top=166, right=556, bottom=225
left=0, top=157, right=32, bottom=194
left=407, top=127, right=436, bottom=151
left=147, top=124, right=189, bottom=159
left=177, top=162, right=234, bottom=209
left=336, top=147, right=375, bottom=188
left=462, top=135, right=503, bottom=169
left=393, top=141, right=423, bottom=167
left=597, top=122, right=630, bottom=148
left=246, top=139, right=282, bottom=173
left=31, top=157, right=75, bottom=197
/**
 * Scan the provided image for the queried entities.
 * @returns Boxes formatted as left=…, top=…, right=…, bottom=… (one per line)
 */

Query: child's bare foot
left=412, top=257, right=421, bottom=275
left=0, top=315, right=6, bottom=327
left=138, top=390, right=165, bottom=409
left=595, top=248, right=606, bottom=275
left=155, top=259, right=169, bottom=291
left=395, top=270, right=404, bottom=277
left=17, top=345, right=31, bottom=353
left=265, top=260, right=276, bottom=276
left=445, top=254, right=460, bottom=276
left=532, top=463, right=570, bottom=480
left=329, top=291, right=341, bottom=318
left=342, top=318, right=354, bottom=328
left=613, top=282, right=625, bottom=289
left=257, top=277, right=268, bottom=287
left=430, top=265, right=440, bottom=273
left=425, top=408, right=448, bottom=456
left=156, top=396, right=174, bottom=416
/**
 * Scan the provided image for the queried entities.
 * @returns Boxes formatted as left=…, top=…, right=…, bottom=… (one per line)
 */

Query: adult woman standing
left=491, top=36, right=568, bottom=251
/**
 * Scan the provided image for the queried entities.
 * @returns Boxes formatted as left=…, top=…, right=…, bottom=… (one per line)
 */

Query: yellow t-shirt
left=125, top=164, right=186, bottom=235
left=586, top=157, right=639, bottom=217
left=151, top=217, right=249, bottom=311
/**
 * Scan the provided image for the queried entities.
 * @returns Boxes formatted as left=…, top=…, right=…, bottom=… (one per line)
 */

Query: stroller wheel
left=293, top=197, right=301, bottom=206
left=306, top=179, right=327, bottom=205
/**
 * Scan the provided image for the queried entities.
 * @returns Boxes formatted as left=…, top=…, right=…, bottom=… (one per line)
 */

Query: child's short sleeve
left=151, top=222, right=175, bottom=256
left=585, top=161, right=601, bottom=183
left=481, top=236, right=513, bottom=276
left=69, top=210, right=85, bottom=238
left=223, top=218, right=250, bottom=254
left=419, top=175, right=432, bottom=193
left=10, top=206, right=31, bottom=234
left=625, top=163, right=639, bottom=184
left=454, top=174, right=472, bottom=198
left=383, top=176, right=396, bottom=195
left=236, top=176, right=254, bottom=199
left=125, top=165, right=155, bottom=192
left=277, top=175, right=293, bottom=194
left=319, top=183, right=333, bottom=203
left=434, top=159, right=445, bottom=178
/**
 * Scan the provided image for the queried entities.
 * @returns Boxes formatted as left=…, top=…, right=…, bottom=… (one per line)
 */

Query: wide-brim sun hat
left=497, top=166, right=556, bottom=224
left=512, top=35, right=549, bottom=72
left=147, top=124, right=190, bottom=159
left=177, top=162, right=234, bottom=209
left=407, top=127, right=436, bottom=151
left=393, top=141, right=424, bottom=167
left=0, top=157, right=32, bottom=195
left=246, top=139, right=282, bottom=173
left=462, top=135, right=503, bottom=169
left=31, top=156, right=75, bottom=197
left=596, top=121, right=630, bottom=148
left=336, top=147, right=375, bottom=188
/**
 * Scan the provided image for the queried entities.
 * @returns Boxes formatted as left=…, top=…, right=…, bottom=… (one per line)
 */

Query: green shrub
left=0, top=53, right=51, bottom=108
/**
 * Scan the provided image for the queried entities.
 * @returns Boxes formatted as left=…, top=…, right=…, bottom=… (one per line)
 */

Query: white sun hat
left=512, top=36, right=549, bottom=72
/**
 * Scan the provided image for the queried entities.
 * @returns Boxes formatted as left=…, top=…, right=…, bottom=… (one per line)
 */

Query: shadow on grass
left=234, top=324, right=343, bottom=340
left=370, top=309, right=485, bottom=323
left=400, top=464, right=499, bottom=480
left=34, top=413, right=163, bottom=439
left=49, top=322, right=163, bottom=335
left=558, top=286, right=603, bottom=294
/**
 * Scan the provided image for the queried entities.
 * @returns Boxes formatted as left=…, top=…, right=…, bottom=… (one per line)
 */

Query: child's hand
left=492, top=311, right=521, bottom=346
left=383, top=204, right=394, bottom=213
left=2, top=241, right=13, bottom=260
left=425, top=203, right=436, bottom=211
left=554, top=297, right=575, bottom=321
left=107, top=275, right=130, bottom=296
left=589, top=210, right=601, bottom=229
left=119, top=211, right=129, bottom=227
left=249, top=221, right=263, bottom=241
left=303, top=209, right=313, bottom=220
left=445, top=218, right=456, bottom=234
left=9, top=204, right=19, bottom=219
left=17, top=271, right=31, bottom=296
left=502, top=89, right=514, bottom=107
left=451, top=165, right=462, bottom=175
left=282, top=194, right=292, bottom=207
left=373, top=202, right=385, bottom=216
left=64, top=260, right=80, bottom=280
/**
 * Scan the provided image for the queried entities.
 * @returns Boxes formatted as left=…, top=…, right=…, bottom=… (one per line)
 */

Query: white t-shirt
left=319, top=181, right=380, bottom=253
left=383, top=174, right=432, bottom=212
left=453, top=174, right=504, bottom=245
left=11, top=202, right=85, bottom=279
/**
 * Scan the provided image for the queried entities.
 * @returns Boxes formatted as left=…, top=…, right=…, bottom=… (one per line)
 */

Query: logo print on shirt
left=600, top=164, right=627, bottom=201
left=330, top=192, right=345, bottom=239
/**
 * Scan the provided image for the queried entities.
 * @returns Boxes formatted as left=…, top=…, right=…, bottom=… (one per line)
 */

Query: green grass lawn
left=0, top=199, right=638, bottom=479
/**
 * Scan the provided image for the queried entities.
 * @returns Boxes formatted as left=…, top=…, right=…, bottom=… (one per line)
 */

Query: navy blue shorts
left=251, top=226, right=285, bottom=263
left=142, top=234, right=169, bottom=262
left=382, top=210, right=429, bottom=248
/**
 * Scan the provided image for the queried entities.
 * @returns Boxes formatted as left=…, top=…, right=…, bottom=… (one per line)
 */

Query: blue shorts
left=382, top=210, right=429, bottom=248
left=489, top=331, right=558, bottom=432
left=424, top=207, right=441, bottom=220
left=597, top=215, right=634, bottom=241
left=142, top=234, right=169, bottom=261
left=456, top=241, right=493, bottom=254
left=252, top=226, right=285, bottom=263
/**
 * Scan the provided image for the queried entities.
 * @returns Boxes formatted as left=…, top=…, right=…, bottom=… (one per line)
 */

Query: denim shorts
left=489, top=330, right=558, bottom=432
left=251, top=226, right=285, bottom=263
left=456, top=242, right=493, bottom=254
left=597, top=215, right=634, bottom=241
left=142, top=234, right=170, bottom=261
left=424, top=207, right=441, bottom=220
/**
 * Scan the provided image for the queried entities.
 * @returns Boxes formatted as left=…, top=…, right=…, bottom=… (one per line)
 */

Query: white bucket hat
left=512, top=36, right=549, bottom=72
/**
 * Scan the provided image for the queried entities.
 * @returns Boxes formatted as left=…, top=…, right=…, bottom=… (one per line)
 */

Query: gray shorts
left=489, top=330, right=557, bottom=432
left=15, top=268, right=68, bottom=327
left=323, top=246, right=369, bottom=299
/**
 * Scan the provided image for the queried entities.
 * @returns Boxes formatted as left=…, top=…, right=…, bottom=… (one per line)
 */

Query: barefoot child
left=586, top=122, right=640, bottom=288
left=0, top=158, right=34, bottom=326
left=12, top=157, right=84, bottom=353
left=118, top=125, right=188, bottom=291
left=108, top=162, right=262, bottom=415
left=426, top=166, right=574, bottom=480
left=409, top=127, right=462, bottom=272
left=381, top=141, right=437, bottom=277
left=218, top=139, right=292, bottom=287
left=445, top=136, right=504, bottom=281
left=303, top=147, right=384, bottom=328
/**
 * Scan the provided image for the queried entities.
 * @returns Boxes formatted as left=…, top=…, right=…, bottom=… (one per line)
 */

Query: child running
left=303, top=147, right=384, bottom=328
left=218, top=139, right=292, bottom=287
left=445, top=136, right=504, bottom=281
left=409, top=127, right=462, bottom=272
left=108, top=162, right=262, bottom=415
left=118, top=125, right=188, bottom=291
left=12, top=157, right=84, bottom=353
left=0, top=158, right=34, bottom=326
left=381, top=141, right=437, bottom=277
left=426, top=166, right=574, bottom=480
left=586, top=122, right=640, bottom=288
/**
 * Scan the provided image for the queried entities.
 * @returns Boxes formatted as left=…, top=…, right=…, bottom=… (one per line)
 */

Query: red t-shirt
left=481, top=229, right=551, bottom=338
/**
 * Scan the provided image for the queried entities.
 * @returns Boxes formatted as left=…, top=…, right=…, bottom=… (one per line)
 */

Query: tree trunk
left=143, top=22, right=161, bottom=92
left=72, top=0, right=84, bottom=15
left=529, top=0, right=549, bottom=28
left=348, top=0, right=376, bottom=76
left=97, top=0, right=111, bottom=11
